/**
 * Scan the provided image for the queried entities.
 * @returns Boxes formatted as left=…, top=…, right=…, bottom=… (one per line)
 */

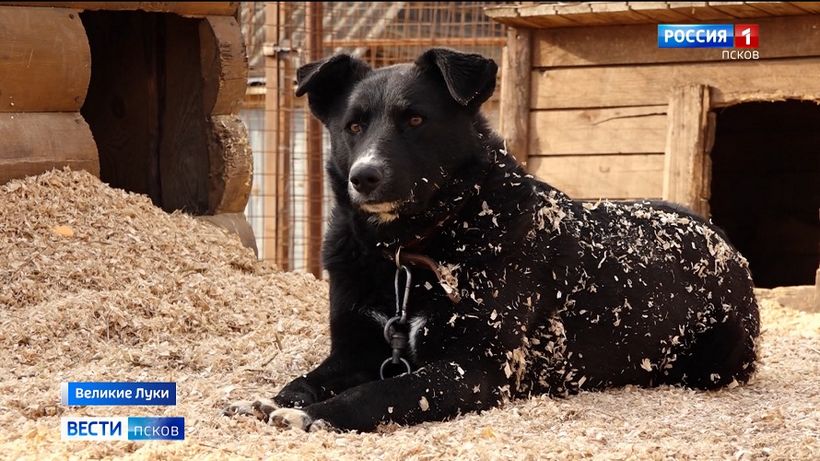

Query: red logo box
left=735, top=24, right=759, bottom=48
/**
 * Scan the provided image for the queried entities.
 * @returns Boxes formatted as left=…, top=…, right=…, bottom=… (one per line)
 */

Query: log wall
left=0, top=2, right=251, bottom=221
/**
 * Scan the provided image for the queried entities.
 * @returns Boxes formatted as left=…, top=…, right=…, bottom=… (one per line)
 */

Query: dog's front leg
left=269, top=357, right=509, bottom=432
left=225, top=350, right=383, bottom=422
left=274, top=350, right=381, bottom=408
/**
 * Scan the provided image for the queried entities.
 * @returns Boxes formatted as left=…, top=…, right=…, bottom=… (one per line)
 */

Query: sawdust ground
left=0, top=170, right=817, bottom=460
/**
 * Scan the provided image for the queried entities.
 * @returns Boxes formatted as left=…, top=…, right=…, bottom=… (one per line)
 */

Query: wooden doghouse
left=0, top=2, right=254, bottom=248
left=489, top=2, right=820, bottom=288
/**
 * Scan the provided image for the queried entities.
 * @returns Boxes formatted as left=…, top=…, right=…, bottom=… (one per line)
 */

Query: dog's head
left=296, top=48, right=497, bottom=223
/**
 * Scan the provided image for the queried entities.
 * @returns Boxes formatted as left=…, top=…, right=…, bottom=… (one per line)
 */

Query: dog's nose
left=349, top=163, right=383, bottom=195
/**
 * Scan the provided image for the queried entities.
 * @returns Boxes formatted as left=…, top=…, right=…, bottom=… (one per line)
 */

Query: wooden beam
left=499, top=27, right=532, bottom=166
left=529, top=106, right=667, bottom=155
left=0, top=2, right=238, bottom=16
left=706, top=2, right=770, bottom=18
left=514, top=4, right=582, bottom=28
left=207, top=114, right=252, bottom=214
left=0, top=113, right=98, bottom=184
left=747, top=2, right=814, bottom=16
left=487, top=2, right=777, bottom=27
left=626, top=2, right=701, bottom=22
left=534, top=15, right=820, bottom=68
left=262, top=2, right=277, bottom=262
left=0, top=6, right=89, bottom=112
left=794, top=3, right=820, bottom=14
left=667, top=2, right=734, bottom=20
left=304, top=1, right=324, bottom=277
left=326, top=37, right=506, bottom=48
left=263, top=2, right=291, bottom=268
left=276, top=43, right=293, bottom=269
left=200, top=15, right=249, bottom=115
left=529, top=154, right=664, bottom=199
left=554, top=2, right=649, bottom=25
left=487, top=4, right=581, bottom=28
left=531, top=57, right=820, bottom=109
left=663, top=85, right=712, bottom=217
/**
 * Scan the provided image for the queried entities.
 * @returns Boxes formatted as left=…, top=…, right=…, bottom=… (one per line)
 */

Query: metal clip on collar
left=394, top=263, right=411, bottom=322
left=380, top=261, right=413, bottom=379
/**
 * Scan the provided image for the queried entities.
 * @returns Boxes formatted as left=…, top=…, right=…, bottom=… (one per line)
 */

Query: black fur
left=269, top=49, right=760, bottom=432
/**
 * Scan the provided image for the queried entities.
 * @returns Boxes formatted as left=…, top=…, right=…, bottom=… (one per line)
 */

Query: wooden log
left=529, top=154, right=664, bottom=199
left=0, top=113, right=98, bottom=184
left=534, top=15, right=820, bottom=68
left=0, top=6, right=89, bottom=112
left=499, top=27, right=532, bottom=166
left=200, top=15, right=248, bottom=115
left=0, top=2, right=238, bottom=16
left=662, top=85, right=712, bottom=218
left=529, top=106, right=667, bottom=155
left=198, top=212, right=258, bottom=257
left=531, top=58, right=820, bottom=109
left=159, top=14, right=210, bottom=214
left=80, top=11, right=161, bottom=204
left=208, top=115, right=252, bottom=214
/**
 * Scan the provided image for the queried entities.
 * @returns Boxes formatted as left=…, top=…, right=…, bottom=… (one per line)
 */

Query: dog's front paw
left=223, top=398, right=278, bottom=422
left=268, top=408, right=313, bottom=431
left=274, top=378, right=319, bottom=408
left=308, top=418, right=336, bottom=433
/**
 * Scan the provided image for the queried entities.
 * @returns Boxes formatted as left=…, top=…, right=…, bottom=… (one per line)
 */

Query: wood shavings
left=51, top=225, right=74, bottom=237
left=0, top=169, right=818, bottom=459
left=438, top=263, right=460, bottom=296
left=419, top=396, right=430, bottom=412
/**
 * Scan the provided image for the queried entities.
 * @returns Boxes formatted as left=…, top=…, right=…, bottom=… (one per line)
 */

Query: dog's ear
left=415, top=48, right=498, bottom=110
left=296, top=54, right=371, bottom=123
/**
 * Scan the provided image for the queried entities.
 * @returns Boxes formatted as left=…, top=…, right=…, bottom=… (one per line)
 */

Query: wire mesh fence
left=239, top=2, right=506, bottom=275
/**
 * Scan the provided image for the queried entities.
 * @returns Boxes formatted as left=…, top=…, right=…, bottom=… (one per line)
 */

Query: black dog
left=226, top=49, right=760, bottom=432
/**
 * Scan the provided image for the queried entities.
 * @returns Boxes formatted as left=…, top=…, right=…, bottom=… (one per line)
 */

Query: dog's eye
left=349, top=123, right=363, bottom=134
left=408, top=115, right=424, bottom=127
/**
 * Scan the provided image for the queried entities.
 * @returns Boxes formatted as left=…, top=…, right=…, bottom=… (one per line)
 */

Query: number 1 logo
left=734, top=24, right=759, bottom=48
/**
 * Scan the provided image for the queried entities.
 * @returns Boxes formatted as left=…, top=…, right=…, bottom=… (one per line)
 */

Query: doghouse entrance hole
left=709, top=100, right=820, bottom=288
left=80, top=11, right=210, bottom=214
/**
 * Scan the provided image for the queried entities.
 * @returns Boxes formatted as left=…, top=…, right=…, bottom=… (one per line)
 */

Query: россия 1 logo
left=658, top=24, right=759, bottom=59
left=734, top=24, right=759, bottom=48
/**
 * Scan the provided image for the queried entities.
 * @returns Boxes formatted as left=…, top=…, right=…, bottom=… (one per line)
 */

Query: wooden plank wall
left=526, top=14, right=820, bottom=200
